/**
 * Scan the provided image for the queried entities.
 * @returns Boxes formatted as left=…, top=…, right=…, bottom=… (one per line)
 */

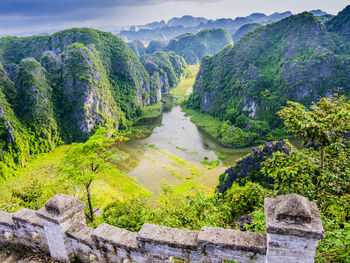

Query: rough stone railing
left=0, top=193, right=324, bottom=263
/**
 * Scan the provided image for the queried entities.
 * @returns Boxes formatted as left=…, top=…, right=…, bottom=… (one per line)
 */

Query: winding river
left=121, top=95, right=253, bottom=194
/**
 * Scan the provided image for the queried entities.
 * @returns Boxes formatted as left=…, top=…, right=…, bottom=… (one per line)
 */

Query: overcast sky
left=0, top=0, right=348, bottom=35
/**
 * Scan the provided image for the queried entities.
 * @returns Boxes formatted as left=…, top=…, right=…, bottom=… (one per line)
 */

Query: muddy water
left=122, top=95, right=253, bottom=194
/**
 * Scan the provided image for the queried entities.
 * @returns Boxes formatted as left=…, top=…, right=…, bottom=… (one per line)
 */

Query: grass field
left=0, top=144, right=151, bottom=213
left=171, top=65, right=200, bottom=103
left=182, top=107, right=223, bottom=140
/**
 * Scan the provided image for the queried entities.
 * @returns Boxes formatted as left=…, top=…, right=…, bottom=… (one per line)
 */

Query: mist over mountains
left=118, top=9, right=332, bottom=42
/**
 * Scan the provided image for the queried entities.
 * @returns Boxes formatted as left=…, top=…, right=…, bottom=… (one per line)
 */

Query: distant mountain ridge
left=127, top=28, right=233, bottom=65
left=165, top=28, right=233, bottom=64
left=118, top=10, right=331, bottom=42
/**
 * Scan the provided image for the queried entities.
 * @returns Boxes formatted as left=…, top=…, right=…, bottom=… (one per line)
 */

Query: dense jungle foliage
left=187, top=8, right=350, bottom=148
left=0, top=28, right=188, bottom=181
left=165, top=28, right=233, bottom=64
left=102, top=96, right=350, bottom=262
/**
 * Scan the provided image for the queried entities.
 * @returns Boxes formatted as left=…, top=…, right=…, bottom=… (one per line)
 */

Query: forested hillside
left=165, top=28, right=233, bottom=64
left=0, top=28, right=186, bottom=180
left=187, top=8, right=350, bottom=147
left=141, top=51, right=187, bottom=95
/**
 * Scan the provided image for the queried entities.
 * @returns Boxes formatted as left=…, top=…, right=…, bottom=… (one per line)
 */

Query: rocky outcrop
left=217, top=141, right=293, bottom=193
left=142, top=51, right=186, bottom=95
left=0, top=28, right=157, bottom=115
left=0, top=62, right=30, bottom=172
left=326, top=5, right=350, bottom=38
left=146, top=40, right=167, bottom=55
left=60, top=44, right=122, bottom=139
left=127, top=40, right=147, bottom=58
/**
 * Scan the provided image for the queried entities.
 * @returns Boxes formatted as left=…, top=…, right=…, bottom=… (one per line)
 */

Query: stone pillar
left=36, top=194, right=86, bottom=262
left=264, top=194, right=324, bottom=263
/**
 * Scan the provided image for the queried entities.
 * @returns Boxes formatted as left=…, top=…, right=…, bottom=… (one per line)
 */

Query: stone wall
left=0, top=193, right=324, bottom=263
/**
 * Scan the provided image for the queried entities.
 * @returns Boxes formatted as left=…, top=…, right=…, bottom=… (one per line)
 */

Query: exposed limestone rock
left=15, top=58, right=60, bottom=152
left=142, top=51, right=186, bottom=98
left=217, top=141, right=293, bottom=193
left=60, top=44, right=122, bottom=138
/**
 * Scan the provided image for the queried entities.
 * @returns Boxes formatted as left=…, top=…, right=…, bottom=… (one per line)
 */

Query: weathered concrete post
left=264, top=194, right=324, bottom=263
left=36, top=194, right=86, bottom=262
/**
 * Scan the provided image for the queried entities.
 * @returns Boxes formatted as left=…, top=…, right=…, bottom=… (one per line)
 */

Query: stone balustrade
left=0, top=193, right=324, bottom=263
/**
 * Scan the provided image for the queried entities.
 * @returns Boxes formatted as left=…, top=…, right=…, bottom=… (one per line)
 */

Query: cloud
left=0, top=0, right=347, bottom=35
left=0, top=0, right=220, bottom=34
left=0, top=0, right=215, bottom=16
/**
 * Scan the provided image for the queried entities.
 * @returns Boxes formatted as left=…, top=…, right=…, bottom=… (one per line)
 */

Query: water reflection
left=124, top=95, right=252, bottom=193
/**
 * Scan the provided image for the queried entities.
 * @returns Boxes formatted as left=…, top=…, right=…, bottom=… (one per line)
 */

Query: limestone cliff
left=60, top=44, right=122, bottom=140
left=15, top=58, right=60, bottom=152
left=141, top=51, right=186, bottom=98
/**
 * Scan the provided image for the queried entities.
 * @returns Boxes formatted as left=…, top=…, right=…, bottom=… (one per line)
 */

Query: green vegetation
left=165, top=28, right=233, bottom=64
left=60, top=128, right=128, bottom=222
left=171, top=65, right=199, bottom=103
left=146, top=40, right=167, bottom=54
left=261, top=96, right=350, bottom=262
left=127, top=40, right=146, bottom=58
left=187, top=10, right=350, bottom=147
left=201, top=159, right=220, bottom=169
left=102, top=95, right=350, bottom=262
left=232, top=23, right=261, bottom=42
left=278, top=96, right=350, bottom=168
left=0, top=131, right=151, bottom=214
left=168, top=154, right=200, bottom=178
left=0, top=9, right=349, bottom=262
left=0, top=28, right=185, bottom=180
left=102, top=182, right=266, bottom=231
left=182, top=107, right=223, bottom=139
left=142, top=51, right=187, bottom=94
left=134, top=102, right=162, bottom=122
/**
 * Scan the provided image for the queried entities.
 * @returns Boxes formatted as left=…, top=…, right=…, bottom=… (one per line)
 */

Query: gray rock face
left=60, top=44, right=121, bottom=136
left=40, top=51, right=61, bottom=73
left=142, top=51, right=186, bottom=97
left=16, top=58, right=53, bottom=118
left=242, top=97, right=258, bottom=118
left=14, top=58, right=60, bottom=151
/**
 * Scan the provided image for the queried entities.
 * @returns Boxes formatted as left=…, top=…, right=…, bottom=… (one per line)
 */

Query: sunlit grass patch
left=182, top=107, right=223, bottom=139
left=0, top=144, right=151, bottom=213
left=171, top=65, right=200, bottom=103
left=201, top=160, right=220, bottom=170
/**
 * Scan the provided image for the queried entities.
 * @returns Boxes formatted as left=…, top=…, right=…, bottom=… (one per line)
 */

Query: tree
left=263, top=96, right=350, bottom=262
left=60, top=128, right=127, bottom=222
left=278, top=95, right=350, bottom=169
